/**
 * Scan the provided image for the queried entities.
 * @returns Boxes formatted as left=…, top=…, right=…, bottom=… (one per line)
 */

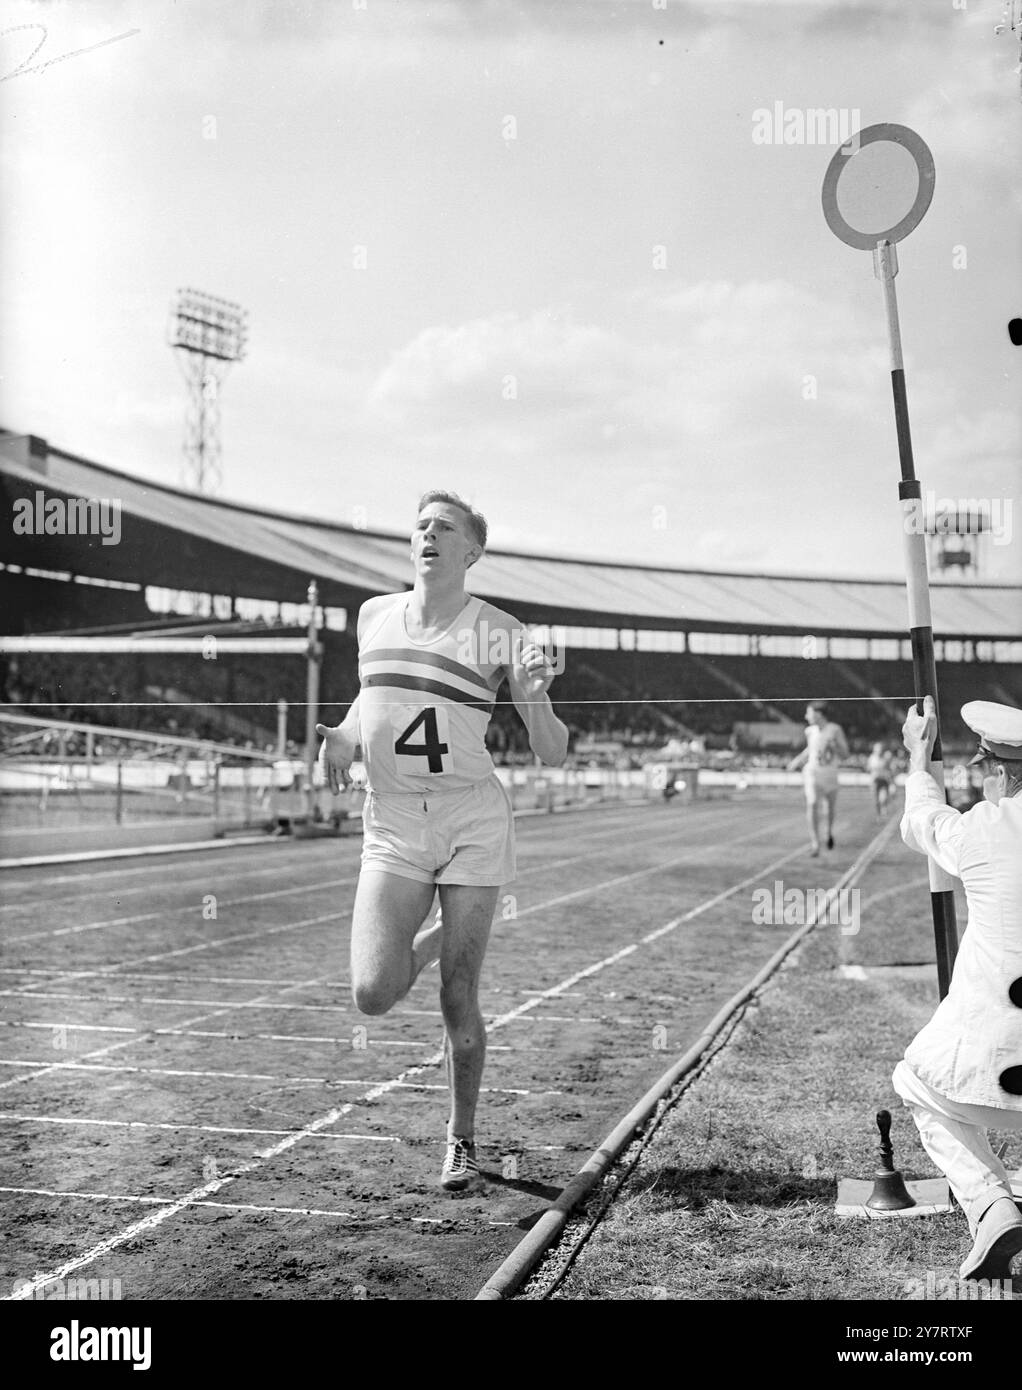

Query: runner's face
left=411, top=503, right=478, bottom=577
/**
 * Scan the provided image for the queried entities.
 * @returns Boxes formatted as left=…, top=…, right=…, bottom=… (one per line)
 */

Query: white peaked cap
left=962, top=701, right=1022, bottom=765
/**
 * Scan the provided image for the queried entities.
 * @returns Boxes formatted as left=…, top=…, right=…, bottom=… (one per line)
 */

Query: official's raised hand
left=901, top=694, right=937, bottom=756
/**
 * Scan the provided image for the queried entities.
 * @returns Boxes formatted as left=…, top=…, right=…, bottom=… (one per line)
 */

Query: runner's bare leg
left=823, top=789, right=838, bottom=843
left=437, top=883, right=499, bottom=1142
left=350, top=870, right=437, bottom=1015
left=806, top=792, right=821, bottom=850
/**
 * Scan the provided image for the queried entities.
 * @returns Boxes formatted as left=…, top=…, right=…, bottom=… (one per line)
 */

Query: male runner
left=316, top=490, right=569, bottom=1189
left=866, top=741, right=895, bottom=819
left=787, top=701, right=849, bottom=856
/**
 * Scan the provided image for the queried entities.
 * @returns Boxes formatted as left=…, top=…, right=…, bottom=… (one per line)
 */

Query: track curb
left=473, top=815, right=902, bottom=1301
left=0, top=835, right=273, bottom=869
left=0, top=795, right=646, bottom=868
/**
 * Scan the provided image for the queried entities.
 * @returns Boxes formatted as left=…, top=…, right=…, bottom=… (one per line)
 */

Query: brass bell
left=866, top=1109, right=916, bottom=1211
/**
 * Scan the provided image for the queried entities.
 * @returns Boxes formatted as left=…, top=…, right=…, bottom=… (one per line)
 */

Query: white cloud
left=368, top=311, right=637, bottom=422
left=367, top=280, right=885, bottom=453
left=923, top=407, right=1021, bottom=498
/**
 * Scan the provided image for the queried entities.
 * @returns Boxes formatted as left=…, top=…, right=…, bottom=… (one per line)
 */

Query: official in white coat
left=892, top=697, right=1022, bottom=1283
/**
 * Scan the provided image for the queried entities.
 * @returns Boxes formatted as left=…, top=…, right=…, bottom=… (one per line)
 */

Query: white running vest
left=805, top=722, right=842, bottom=771
left=357, top=594, right=500, bottom=793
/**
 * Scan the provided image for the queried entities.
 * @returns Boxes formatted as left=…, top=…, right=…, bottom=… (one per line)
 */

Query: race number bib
left=391, top=705, right=453, bottom=775
left=817, top=732, right=837, bottom=765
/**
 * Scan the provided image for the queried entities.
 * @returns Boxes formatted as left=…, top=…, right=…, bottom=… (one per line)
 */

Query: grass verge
left=523, top=831, right=1021, bottom=1302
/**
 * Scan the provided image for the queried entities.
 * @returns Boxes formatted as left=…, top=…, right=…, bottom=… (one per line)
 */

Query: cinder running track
left=0, top=789, right=875, bottom=1300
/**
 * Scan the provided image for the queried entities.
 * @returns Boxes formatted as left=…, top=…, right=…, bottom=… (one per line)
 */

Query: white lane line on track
left=0, top=971, right=587, bottom=1006
left=5, top=826, right=806, bottom=1296
left=0, top=847, right=341, bottom=909
left=0, top=842, right=305, bottom=891
left=0, top=816, right=734, bottom=990
left=521, top=989, right=584, bottom=997
left=504, top=815, right=797, bottom=922
left=3, top=910, right=344, bottom=999
left=0, top=990, right=349, bottom=1010
left=856, top=874, right=929, bottom=911
left=0, top=858, right=311, bottom=909
left=0, top=1021, right=434, bottom=1046
left=1, top=811, right=807, bottom=1115
left=0, top=1060, right=433, bottom=1082
left=3, top=874, right=360, bottom=945
left=0, top=1061, right=558, bottom=1095
left=4, top=811, right=795, bottom=995
left=0, top=805, right=653, bottom=912
left=0, top=1186, right=360, bottom=1216
left=0, top=1115, right=402, bottom=1142
left=638, top=854, right=814, bottom=943
left=0, top=814, right=803, bottom=1079
left=0, top=970, right=326, bottom=986
left=386, top=1083, right=564, bottom=1095
left=0, top=1023, right=511, bottom=1053
left=0, top=965, right=333, bottom=1093
left=0, top=1117, right=403, bottom=1139
left=1, top=808, right=734, bottom=943
left=0, top=1115, right=567, bottom=1148
left=5, top=828, right=806, bottom=1295
left=481, top=842, right=808, bottom=1036
left=0, top=837, right=274, bottom=868
left=0, top=803, right=663, bottom=908
left=0, top=1186, right=520, bottom=1225
left=0, top=993, right=603, bottom=1025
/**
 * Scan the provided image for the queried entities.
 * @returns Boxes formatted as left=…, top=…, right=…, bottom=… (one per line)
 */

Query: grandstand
left=2, top=428, right=1020, bottom=765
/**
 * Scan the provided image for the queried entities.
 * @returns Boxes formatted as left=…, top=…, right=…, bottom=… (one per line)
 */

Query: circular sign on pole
left=822, top=123, right=935, bottom=250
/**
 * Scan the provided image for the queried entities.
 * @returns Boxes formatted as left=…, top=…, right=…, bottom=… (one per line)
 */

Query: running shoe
left=440, top=1137, right=479, bottom=1190
left=826, top=833, right=835, bottom=850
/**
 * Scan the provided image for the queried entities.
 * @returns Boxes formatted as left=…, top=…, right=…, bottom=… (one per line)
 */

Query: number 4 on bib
left=394, top=706, right=451, bottom=774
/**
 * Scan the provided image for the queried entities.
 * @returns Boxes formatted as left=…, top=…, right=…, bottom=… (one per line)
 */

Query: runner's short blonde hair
left=417, top=490, right=488, bottom=550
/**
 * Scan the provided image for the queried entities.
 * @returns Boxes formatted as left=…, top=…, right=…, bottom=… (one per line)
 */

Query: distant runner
left=787, top=701, right=849, bottom=856
left=867, top=741, right=895, bottom=819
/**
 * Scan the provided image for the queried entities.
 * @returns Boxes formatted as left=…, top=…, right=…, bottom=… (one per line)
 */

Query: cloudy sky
left=2, top=0, right=1020, bottom=581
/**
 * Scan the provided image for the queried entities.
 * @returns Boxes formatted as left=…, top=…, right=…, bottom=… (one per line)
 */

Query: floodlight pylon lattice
left=995, top=1, right=1022, bottom=98
left=169, top=288, right=248, bottom=495
left=925, top=507, right=990, bottom=581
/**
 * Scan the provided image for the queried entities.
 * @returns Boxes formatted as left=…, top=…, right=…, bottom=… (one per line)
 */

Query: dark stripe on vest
left=359, top=647, right=496, bottom=695
left=360, top=672, right=495, bottom=712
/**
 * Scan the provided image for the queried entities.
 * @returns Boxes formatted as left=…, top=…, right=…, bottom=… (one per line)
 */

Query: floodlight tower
left=995, top=1, right=1022, bottom=98
left=926, top=508, right=989, bottom=582
left=169, top=288, right=248, bottom=494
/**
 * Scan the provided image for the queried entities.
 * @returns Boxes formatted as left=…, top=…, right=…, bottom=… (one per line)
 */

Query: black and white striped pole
left=305, top=580, right=323, bottom=823
left=823, top=124, right=958, bottom=999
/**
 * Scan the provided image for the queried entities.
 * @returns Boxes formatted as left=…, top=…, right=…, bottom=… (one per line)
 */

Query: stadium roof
left=2, top=432, right=1019, bottom=641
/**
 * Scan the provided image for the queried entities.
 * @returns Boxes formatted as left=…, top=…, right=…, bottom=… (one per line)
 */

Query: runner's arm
left=504, top=636, right=569, bottom=767
left=313, top=597, right=386, bottom=793
left=315, top=697, right=360, bottom=793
